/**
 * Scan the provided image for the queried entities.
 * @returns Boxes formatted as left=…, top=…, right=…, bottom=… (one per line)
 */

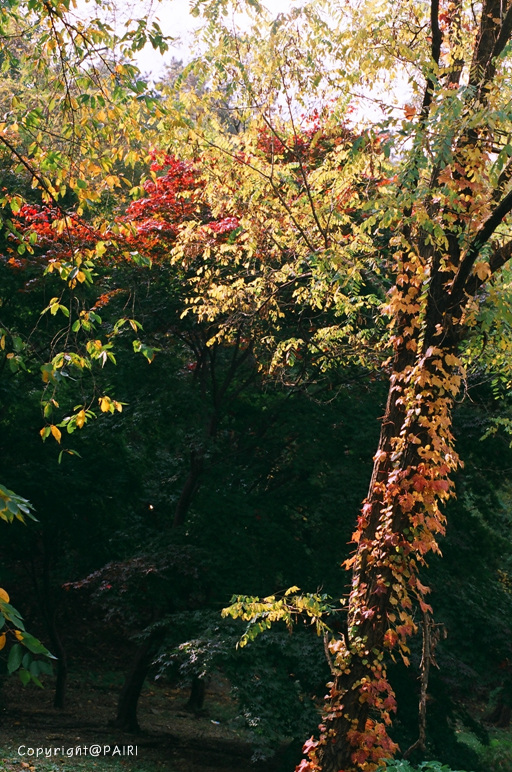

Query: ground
left=0, top=670, right=280, bottom=772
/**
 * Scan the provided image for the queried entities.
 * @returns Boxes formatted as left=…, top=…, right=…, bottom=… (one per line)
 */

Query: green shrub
left=384, top=761, right=468, bottom=772
left=478, top=737, right=512, bottom=772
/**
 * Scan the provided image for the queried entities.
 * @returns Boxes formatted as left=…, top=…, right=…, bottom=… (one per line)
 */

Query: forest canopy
left=1, top=2, right=512, bottom=772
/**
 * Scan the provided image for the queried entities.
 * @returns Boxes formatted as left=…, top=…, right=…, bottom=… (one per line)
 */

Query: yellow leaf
left=76, top=409, right=86, bottom=428
left=474, top=262, right=491, bottom=281
left=0, top=633, right=6, bottom=650
left=0, top=588, right=9, bottom=603
left=99, top=396, right=111, bottom=412
left=14, top=629, right=23, bottom=641
left=50, top=425, right=62, bottom=443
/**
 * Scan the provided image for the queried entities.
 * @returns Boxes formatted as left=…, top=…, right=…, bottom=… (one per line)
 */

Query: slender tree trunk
left=112, top=631, right=164, bottom=732
left=185, top=676, right=206, bottom=712
left=48, top=616, right=68, bottom=710
left=114, top=444, right=207, bottom=728
left=173, top=450, right=204, bottom=528
left=40, top=540, right=68, bottom=709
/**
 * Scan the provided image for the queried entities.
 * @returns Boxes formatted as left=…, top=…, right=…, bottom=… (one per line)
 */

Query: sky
left=76, top=0, right=300, bottom=78
left=73, top=0, right=410, bottom=119
left=134, top=0, right=202, bottom=73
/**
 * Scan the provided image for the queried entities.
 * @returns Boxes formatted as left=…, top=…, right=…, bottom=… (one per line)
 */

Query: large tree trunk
left=302, top=235, right=464, bottom=772
left=315, top=360, right=458, bottom=769
left=298, top=1, right=512, bottom=768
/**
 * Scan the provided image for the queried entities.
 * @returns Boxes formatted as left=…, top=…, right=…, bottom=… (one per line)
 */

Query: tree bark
left=40, top=540, right=68, bottom=709
left=185, top=675, right=206, bottom=712
left=303, top=227, right=464, bottom=771
left=112, top=631, right=163, bottom=732
left=173, top=450, right=204, bottom=528
left=48, top=617, right=68, bottom=710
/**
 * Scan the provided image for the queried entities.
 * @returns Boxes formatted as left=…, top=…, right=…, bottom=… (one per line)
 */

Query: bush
left=477, top=737, right=512, bottom=772
left=384, top=761, right=469, bottom=772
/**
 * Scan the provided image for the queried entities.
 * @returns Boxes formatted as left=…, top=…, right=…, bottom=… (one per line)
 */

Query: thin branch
left=276, top=61, right=329, bottom=249
left=492, top=155, right=512, bottom=203
left=194, top=131, right=319, bottom=253
left=0, top=133, right=61, bottom=210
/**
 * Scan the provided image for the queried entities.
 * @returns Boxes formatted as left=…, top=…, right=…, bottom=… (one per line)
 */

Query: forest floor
left=2, top=668, right=512, bottom=772
left=0, top=670, right=281, bottom=772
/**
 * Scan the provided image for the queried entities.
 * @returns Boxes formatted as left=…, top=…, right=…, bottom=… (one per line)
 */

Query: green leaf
left=20, top=632, right=55, bottom=657
left=1, top=603, right=26, bottom=630
left=7, top=643, right=23, bottom=674
left=58, top=449, right=82, bottom=464
left=29, top=660, right=40, bottom=676
left=37, top=660, right=54, bottom=676
left=130, top=251, right=152, bottom=268
left=18, top=668, right=31, bottom=686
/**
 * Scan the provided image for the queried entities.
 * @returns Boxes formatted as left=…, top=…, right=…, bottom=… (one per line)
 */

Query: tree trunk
left=173, top=450, right=204, bottom=528
left=40, top=541, right=68, bottom=709
left=48, top=617, right=68, bottom=710
left=112, top=633, right=162, bottom=732
left=301, top=233, right=464, bottom=771
left=297, top=3, right=512, bottom=763
left=185, top=676, right=206, bottom=712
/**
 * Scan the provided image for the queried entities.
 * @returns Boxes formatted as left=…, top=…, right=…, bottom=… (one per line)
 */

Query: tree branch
left=464, top=239, right=512, bottom=296
left=421, top=0, right=442, bottom=117
left=450, top=185, right=512, bottom=301
left=491, top=3, right=512, bottom=68
left=470, top=0, right=512, bottom=92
